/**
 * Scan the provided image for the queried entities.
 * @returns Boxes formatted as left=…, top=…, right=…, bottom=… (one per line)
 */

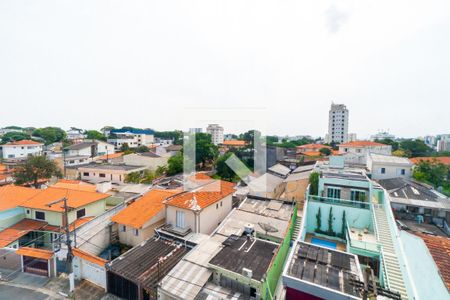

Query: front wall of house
left=370, top=162, right=411, bottom=180
left=1, top=145, right=42, bottom=159
left=199, top=195, right=233, bottom=234
left=73, top=256, right=106, bottom=289
left=79, top=169, right=127, bottom=184
left=118, top=219, right=164, bottom=247
left=166, top=206, right=196, bottom=231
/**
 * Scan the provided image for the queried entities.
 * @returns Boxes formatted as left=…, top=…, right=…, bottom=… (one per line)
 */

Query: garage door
left=81, top=260, right=106, bottom=288
left=23, top=256, right=48, bottom=277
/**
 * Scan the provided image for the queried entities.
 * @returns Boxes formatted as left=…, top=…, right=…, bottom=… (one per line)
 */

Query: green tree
left=189, top=133, right=219, bottom=169
left=328, top=207, right=334, bottom=236
left=136, top=145, right=150, bottom=153
left=319, top=147, right=332, bottom=156
left=215, top=152, right=238, bottom=181
left=167, top=152, right=184, bottom=175
left=399, top=139, right=432, bottom=157
left=120, top=143, right=130, bottom=152
left=85, top=130, right=106, bottom=141
left=13, top=155, right=62, bottom=188
left=32, top=127, right=66, bottom=145
left=155, top=165, right=167, bottom=177
left=375, top=138, right=399, bottom=151
left=0, top=132, right=31, bottom=144
left=315, top=207, right=322, bottom=233
left=309, top=172, right=319, bottom=196
left=341, top=210, right=347, bottom=239
left=413, top=159, right=448, bottom=187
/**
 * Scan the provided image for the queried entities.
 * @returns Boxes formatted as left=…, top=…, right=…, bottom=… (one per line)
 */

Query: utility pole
left=47, top=197, right=75, bottom=293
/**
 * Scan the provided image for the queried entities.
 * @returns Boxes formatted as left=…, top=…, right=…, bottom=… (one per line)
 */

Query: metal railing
left=308, top=195, right=370, bottom=210
left=346, top=221, right=380, bottom=253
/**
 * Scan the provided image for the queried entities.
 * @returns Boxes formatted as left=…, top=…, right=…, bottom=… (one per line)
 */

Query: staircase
left=373, top=207, right=408, bottom=299
left=292, top=214, right=302, bottom=240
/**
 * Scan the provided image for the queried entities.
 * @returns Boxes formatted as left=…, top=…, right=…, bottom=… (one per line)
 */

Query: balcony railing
left=345, top=221, right=380, bottom=253
left=308, top=195, right=370, bottom=210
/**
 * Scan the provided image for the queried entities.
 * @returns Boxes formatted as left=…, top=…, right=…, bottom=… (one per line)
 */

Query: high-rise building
left=206, top=124, right=224, bottom=145
left=189, top=128, right=203, bottom=134
left=326, top=103, right=349, bottom=144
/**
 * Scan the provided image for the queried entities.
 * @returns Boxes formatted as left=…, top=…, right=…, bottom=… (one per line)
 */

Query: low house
left=338, top=140, right=392, bottom=165
left=20, top=187, right=110, bottom=227
left=164, top=144, right=182, bottom=157
left=367, top=153, right=413, bottom=180
left=78, top=163, right=147, bottom=184
left=163, top=180, right=235, bottom=235
left=0, top=218, right=58, bottom=250
left=108, top=129, right=155, bottom=149
left=122, top=152, right=168, bottom=171
left=280, top=165, right=314, bottom=202
left=296, top=143, right=332, bottom=157
left=0, top=185, right=41, bottom=228
left=64, top=140, right=115, bottom=159
left=0, top=140, right=43, bottom=159
left=51, top=179, right=97, bottom=192
left=111, top=189, right=180, bottom=246
left=94, top=152, right=124, bottom=163
left=220, top=140, right=247, bottom=152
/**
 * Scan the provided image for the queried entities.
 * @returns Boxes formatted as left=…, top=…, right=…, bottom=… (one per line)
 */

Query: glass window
left=76, top=208, right=86, bottom=219
left=35, top=211, right=45, bottom=220
left=381, top=168, right=386, bottom=174
left=327, top=188, right=341, bottom=199
left=176, top=211, right=185, bottom=228
left=83, top=172, right=89, bottom=176
left=121, top=225, right=126, bottom=232
left=134, top=229, right=139, bottom=236
left=351, top=190, right=366, bottom=201
left=99, top=173, right=106, bottom=178
left=401, top=169, right=405, bottom=175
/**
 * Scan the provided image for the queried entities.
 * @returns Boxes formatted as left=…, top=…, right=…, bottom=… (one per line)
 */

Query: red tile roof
left=73, top=248, right=107, bottom=266
left=20, top=187, right=109, bottom=212
left=410, top=157, right=450, bottom=166
left=339, top=140, right=387, bottom=147
left=0, top=185, right=41, bottom=212
left=4, top=140, right=43, bottom=146
left=112, top=189, right=180, bottom=229
left=52, top=179, right=97, bottom=192
left=165, top=180, right=235, bottom=211
left=69, top=216, right=94, bottom=231
left=415, top=233, right=450, bottom=290
left=222, top=140, right=247, bottom=146
left=0, top=219, right=49, bottom=248
left=296, top=144, right=331, bottom=150
left=96, top=152, right=124, bottom=161
left=302, top=151, right=322, bottom=157
left=16, top=247, right=54, bottom=260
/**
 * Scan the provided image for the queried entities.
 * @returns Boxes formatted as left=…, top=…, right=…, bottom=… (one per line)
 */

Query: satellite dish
left=258, top=222, right=278, bottom=235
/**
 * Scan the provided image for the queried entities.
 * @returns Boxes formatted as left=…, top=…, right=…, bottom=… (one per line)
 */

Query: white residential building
left=78, top=164, right=147, bottom=184
left=206, top=124, right=224, bottom=145
left=66, top=128, right=86, bottom=141
left=370, top=131, right=395, bottom=141
left=0, top=140, right=43, bottom=159
left=326, top=103, right=349, bottom=144
left=367, top=153, right=413, bottom=180
left=338, top=141, right=392, bottom=165
left=64, top=140, right=115, bottom=159
left=107, top=129, right=154, bottom=150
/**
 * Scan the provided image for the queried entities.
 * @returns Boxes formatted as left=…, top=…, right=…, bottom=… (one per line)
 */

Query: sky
left=0, top=0, right=449, bottom=139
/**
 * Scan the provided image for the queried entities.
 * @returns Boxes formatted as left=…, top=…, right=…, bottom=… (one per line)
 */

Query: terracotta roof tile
left=69, top=216, right=94, bottom=231
left=221, top=140, right=247, bottom=146
left=20, top=187, right=109, bottom=212
left=0, top=219, right=48, bottom=248
left=52, top=180, right=97, bottom=192
left=409, top=157, right=450, bottom=165
left=111, top=189, right=180, bottom=229
left=415, top=233, right=450, bottom=290
left=73, top=248, right=107, bottom=266
left=339, top=140, right=387, bottom=147
left=165, top=180, right=235, bottom=211
left=302, top=151, right=322, bottom=157
left=4, top=140, right=43, bottom=146
left=16, top=247, right=54, bottom=260
left=0, top=185, right=41, bottom=212
left=96, top=152, right=124, bottom=161
left=296, top=144, right=331, bottom=150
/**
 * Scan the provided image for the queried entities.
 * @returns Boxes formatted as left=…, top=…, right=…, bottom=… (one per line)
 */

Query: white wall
left=369, top=162, right=412, bottom=180
left=339, top=145, right=392, bottom=165
left=79, top=167, right=144, bottom=184
left=73, top=256, right=106, bottom=289
left=1, top=144, right=43, bottom=159
left=122, top=154, right=168, bottom=170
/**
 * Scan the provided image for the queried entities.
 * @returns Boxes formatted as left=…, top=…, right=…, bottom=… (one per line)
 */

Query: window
left=83, top=172, right=89, bottom=176
left=76, top=208, right=86, bottom=219
left=220, top=201, right=223, bottom=207
left=216, top=204, right=219, bottom=209
left=356, top=149, right=361, bottom=153
left=351, top=190, right=366, bottom=202
left=344, top=148, right=348, bottom=152
left=134, top=229, right=139, bottom=236
left=121, top=225, right=126, bottom=232
left=327, top=188, right=341, bottom=199
left=401, top=169, right=405, bottom=175
left=176, top=211, right=185, bottom=228
left=26, top=209, right=30, bottom=214
left=35, top=211, right=45, bottom=220
left=99, top=173, right=106, bottom=178
left=381, top=168, right=386, bottom=174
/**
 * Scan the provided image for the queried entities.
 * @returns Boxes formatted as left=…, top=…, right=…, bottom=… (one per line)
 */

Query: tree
left=154, top=130, right=183, bottom=145
left=125, top=170, right=156, bottom=184
left=392, top=149, right=407, bottom=157
left=413, top=159, right=448, bottom=187
left=85, top=130, right=106, bottom=141
left=341, top=210, right=347, bottom=239
left=155, top=165, right=167, bottom=177
left=375, top=138, right=399, bottom=151
left=167, top=152, right=183, bottom=175
left=315, top=207, right=322, bottom=233
left=120, top=143, right=130, bottom=152
left=13, top=155, right=62, bottom=188
left=309, top=172, right=319, bottom=196
left=188, top=133, right=219, bottom=169
left=399, top=139, right=432, bottom=157
left=216, top=152, right=237, bottom=181
left=32, top=127, right=66, bottom=145
left=327, top=207, right=334, bottom=236
left=0, top=132, right=31, bottom=144
left=136, top=145, right=150, bottom=153
left=319, top=147, right=332, bottom=156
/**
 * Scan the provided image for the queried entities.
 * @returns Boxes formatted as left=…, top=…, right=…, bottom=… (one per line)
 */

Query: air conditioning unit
left=242, top=268, right=253, bottom=278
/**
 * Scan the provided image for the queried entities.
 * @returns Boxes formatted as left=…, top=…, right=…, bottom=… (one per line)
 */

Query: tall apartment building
left=206, top=124, right=224, bottom=145
left=326, top=103, right=349, bottom=144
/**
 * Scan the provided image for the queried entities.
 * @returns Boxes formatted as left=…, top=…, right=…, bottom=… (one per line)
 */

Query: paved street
left=0, top=285, right=51, bottom=300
